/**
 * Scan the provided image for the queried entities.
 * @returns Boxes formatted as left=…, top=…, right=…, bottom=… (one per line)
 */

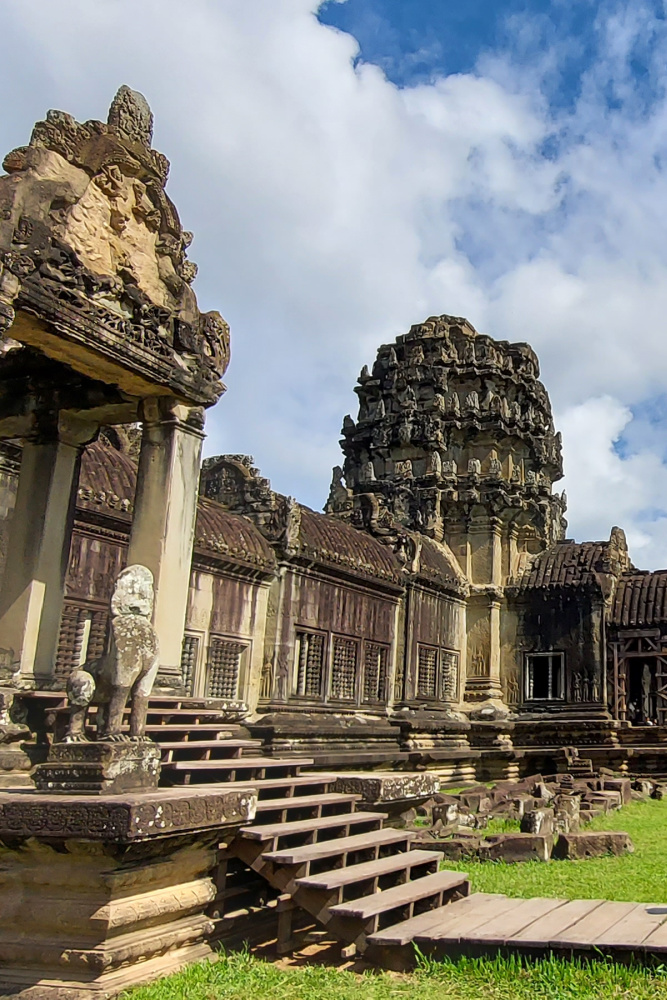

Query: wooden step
left=255, top=793, right=361, bottom=815
left=329, top=870, right=469, bottom=922
left=295, top=849, right=444, bottom=892
left=175, top=774, right=340, bottom=797
left=240, top=811, right=386, bottom=842
left=367, top=893, right=507, bottom=947
left=158, top=739, right=260, bottom=755
left=147, top=725, right=241, bottom=737
left=162, top=757, right=313, bottom=783
left=264, top=828, right=415, bottom=866
left=165, top=756, right=312, bottom=771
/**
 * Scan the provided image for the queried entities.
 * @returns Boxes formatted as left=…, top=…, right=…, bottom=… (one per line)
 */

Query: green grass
left=124, top=950, right=667, bottom=1000
left=445, top=797, right=667, bottom=902
left=483, top=816, right=522, bottom=835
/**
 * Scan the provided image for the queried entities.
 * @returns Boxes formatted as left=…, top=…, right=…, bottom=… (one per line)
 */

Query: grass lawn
left=125, top=950, right=667, bottom=1000
left=445, top=797, right=667, bottom=902
left=124, top=798, right=667, bottom=1000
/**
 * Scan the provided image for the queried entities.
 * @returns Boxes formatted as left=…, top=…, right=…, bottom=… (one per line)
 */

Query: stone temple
left=1, top=87, right=667, bottom=995
left=0, top=94, right=662, bottom=778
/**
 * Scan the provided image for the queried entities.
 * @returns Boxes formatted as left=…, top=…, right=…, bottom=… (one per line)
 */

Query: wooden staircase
left=21, top=692, right=471, bottom=964
left=223, top=771, right=470, bottom=958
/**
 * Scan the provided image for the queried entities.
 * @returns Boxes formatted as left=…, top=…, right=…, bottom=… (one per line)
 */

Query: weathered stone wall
left=402, top=583, right=466, bottom=704
left=506, top=589, right=605, bottom=707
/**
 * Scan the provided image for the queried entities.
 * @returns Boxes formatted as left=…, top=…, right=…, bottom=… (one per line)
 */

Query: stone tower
left=328, top=313, right=567, bottom=707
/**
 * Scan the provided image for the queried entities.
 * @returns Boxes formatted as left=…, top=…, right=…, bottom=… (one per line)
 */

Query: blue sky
left=320, top=0, right=600, bottom=98
left=3, top=1, right=667, bottom=565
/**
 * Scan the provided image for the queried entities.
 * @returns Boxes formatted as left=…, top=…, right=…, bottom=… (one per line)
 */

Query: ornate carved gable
left=0, top=87, right=229, bottom=407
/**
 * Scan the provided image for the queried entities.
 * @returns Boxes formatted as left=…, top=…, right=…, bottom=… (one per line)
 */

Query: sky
left=2, top=0, right=667, bottom=566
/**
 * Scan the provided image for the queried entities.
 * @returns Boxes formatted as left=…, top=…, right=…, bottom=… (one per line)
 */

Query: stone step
left=255, top=793, right=361, bottom=816
left=263, top=827, right=415, bottom=867
left=240, top=811, right=386, bottom=843
left=295, top=849, right=444, bottom=892
left=329, top=869, right=470, bottom=923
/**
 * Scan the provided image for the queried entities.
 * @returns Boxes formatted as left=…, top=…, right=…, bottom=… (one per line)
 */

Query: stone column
left=0, top=414, right=98, bottom=684
left=126, top=399, right=205, bottom=690
left=464, top=590, right=505, bottom=705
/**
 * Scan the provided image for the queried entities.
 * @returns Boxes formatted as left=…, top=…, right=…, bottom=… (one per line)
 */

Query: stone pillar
left=490, top=517, right=503, bottom=587
left=126, top=399, right=205, bottom=690
left=465, top=591, right=504, bottom=705
left=0, top=414, right=98, bottom=684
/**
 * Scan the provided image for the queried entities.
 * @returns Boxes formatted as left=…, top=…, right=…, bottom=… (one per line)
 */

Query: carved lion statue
left=65, top=564, right=159, bottom=743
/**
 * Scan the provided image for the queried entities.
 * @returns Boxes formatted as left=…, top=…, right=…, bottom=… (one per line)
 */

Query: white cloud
left=3, top=0, right=667, bottom=565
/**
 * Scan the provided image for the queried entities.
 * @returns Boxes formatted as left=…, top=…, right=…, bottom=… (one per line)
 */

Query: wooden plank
left=265, top=827, right=414, bottom=865
left=594, top=903, right=667, bottom=947
left=512, top=899, right=604, bottom=946
left=466, top=897, right=567, bottom=946
left=240, top=810, right=385, bottom=841
left=329, top=870, right=467, bottom=919
left=166, top=756, right=314, bottom=770
left=633, top=907, right=667, bottom=951
left=368, top=905, right=466, bottom=947
left=296, top=849, right=444, bottom=890
left=415, top=893, right=511, bottom=944
left=173, top=774, right=339, bottom=793
left=464, top=897, right=547, bottom=943
left=554, top=901, right=647, bottom=947
left=256, top=793, right=361, bottom=812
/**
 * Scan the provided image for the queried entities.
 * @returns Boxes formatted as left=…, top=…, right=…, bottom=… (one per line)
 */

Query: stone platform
left=32, top=741, right=162, bottom=795
left=0, top=785, right=257, bottom=999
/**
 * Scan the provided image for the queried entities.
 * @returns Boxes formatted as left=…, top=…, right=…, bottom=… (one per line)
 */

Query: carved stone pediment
left=0, top=87, right=229, bottom=407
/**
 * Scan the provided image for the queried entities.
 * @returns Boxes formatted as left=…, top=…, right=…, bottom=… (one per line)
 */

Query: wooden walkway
left=367, top=891, right=667, bottom=967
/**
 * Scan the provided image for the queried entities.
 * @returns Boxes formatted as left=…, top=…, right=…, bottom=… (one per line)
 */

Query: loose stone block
left=551, top=831, right=634, bottom=860
left=459, top=791, right=493, bottom=814
left=431, top=835, right=482, bottom=860
left=332, top=772, right=440, bottom=818
left=603, top=778, right=632, bottom=805
left=553, top=793, right=580, bottom=835
left=585, top=790, right=622, bottom=812
left=432, top=800, right=460, bottom=828
left=520, top=807, right=554, bottom=837
left=479, top=832, right=553, bottom=863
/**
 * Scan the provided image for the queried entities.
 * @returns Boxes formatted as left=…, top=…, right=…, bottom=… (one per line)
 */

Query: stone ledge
left=332, top=771, right=440, bottom=804
left=0, top=786, right=257, bottom=842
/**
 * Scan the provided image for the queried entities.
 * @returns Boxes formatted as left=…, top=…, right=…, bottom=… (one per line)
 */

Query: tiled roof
left=77, top=442, right=275, bottom=571
left=511, top=540, right=611, bottom=590
left=194, top=498, right=276, bottom=572
left=416, top=535, right=467, bottom=594
left=77, top=441, right=137, bottom=516
left=297, top=507, right=402, bottom=584
left=612, top=572, right=667, bottom=628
